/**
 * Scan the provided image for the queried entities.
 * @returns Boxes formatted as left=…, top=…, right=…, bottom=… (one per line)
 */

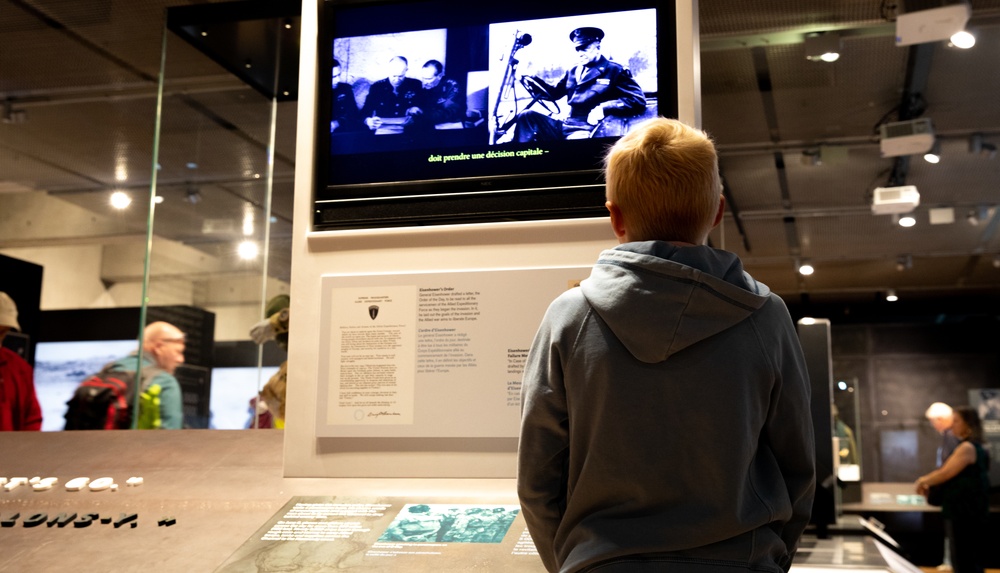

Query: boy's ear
left=606, top=200, right=628, bottom=242
left=711, top=195, right=726, bottom=229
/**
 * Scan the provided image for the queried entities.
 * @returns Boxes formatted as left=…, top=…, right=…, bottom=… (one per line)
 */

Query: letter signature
left=367, top=411, right=402, bottom=418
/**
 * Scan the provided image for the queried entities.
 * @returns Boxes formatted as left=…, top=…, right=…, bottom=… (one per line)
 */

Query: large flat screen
left=210, top=366, right=280, bottom=429
left=34, top=340, right=139, bottom=431
left=314, top=0, right=677, bottom=229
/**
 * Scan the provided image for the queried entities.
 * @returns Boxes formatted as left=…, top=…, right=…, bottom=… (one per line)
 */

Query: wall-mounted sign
left=316, top=267, right=588, bottom=438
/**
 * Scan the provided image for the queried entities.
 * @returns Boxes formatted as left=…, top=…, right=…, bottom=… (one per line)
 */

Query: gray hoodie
left=518, top=242, right=816, bottom=573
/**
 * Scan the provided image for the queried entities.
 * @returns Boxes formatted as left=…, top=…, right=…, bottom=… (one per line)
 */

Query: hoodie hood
left=580, top=241, right=771, bottom=363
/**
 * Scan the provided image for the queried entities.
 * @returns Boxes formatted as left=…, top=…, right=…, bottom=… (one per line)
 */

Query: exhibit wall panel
left=285, top=0, right=699, bottom=478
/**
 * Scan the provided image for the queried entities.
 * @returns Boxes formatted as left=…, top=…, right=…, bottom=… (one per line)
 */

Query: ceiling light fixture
left=898, top=215, right=916, bottom=227
left=981, top=142, right=998, bottom=160
left=949, top=30, right=975, bottom=49
left=969, top=133, right=998, bottom=159
left=798, top=261, right=815, bottom=276
left=804, top=32, right=841, bottom=62
left=895, top=1, right=970, bottom=46
left=800, top=149, right=822, bottom=166
left=896, top=254, right=913, bottom=271
left=110, top=191, right=131, bottom=209
left=185, top=186, right=202, bottom=205
left=967, top=205, right=994, bottom=226
left=242, top=208, right=254, bottom=236
left=1, top=100, right=27, bottom=124
left=923, top=141, right=941, bottom=163
left=237, top=240, right=259, bottom=260
left=886, top=289, right=898, bottom=302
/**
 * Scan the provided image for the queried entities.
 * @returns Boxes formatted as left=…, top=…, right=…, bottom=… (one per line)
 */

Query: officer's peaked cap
left=569, top=27, right=604, bottom=47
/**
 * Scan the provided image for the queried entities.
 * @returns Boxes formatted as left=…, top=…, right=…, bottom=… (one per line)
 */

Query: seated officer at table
left=415, top=59, right=466, bottom=126
left=361, top=56, right=423, bottom=134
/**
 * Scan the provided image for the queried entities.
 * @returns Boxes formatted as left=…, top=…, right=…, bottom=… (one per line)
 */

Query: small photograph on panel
left=378, top=504, right=520, bottom=543
left=488, top=8, right=658, bottom=145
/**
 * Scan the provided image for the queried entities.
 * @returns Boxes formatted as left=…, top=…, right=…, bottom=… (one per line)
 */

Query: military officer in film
left=513, top=26, right=646, bottom=142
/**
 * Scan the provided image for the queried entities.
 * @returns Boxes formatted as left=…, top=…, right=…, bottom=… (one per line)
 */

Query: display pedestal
left=0, top=430, right=515, bottom=572
left=0, top=430, right=915, bottom=572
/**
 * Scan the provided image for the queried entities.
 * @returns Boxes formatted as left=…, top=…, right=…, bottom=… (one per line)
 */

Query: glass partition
left=833, top=376, right=862, bottom=481
left=142, top=7, right=298, bottom=430
left=0, top=3, right=297, bottom=432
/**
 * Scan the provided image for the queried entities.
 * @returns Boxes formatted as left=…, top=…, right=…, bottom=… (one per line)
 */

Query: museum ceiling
left=1, top=0, right=999, bottom=314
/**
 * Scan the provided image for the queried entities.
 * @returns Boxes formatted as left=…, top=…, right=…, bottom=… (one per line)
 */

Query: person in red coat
left=0, top=292, right=42, bottom=431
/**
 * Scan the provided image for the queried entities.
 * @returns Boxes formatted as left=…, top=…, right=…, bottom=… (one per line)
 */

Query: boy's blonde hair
left=604, top=117, right=722, bottom=243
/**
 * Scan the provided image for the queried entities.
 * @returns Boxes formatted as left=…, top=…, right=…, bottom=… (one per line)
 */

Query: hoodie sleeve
left=518, top=295, right=575, bottom=572
left=761, top=295, right=816, bottom=568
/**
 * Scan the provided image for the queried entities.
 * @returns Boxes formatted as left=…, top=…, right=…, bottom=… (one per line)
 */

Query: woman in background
left=916, top=406, right=990, bottom=573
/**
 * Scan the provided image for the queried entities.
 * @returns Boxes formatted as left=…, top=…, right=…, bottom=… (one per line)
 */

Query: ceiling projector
left=895, top=2, right=971, bottom=46
left=879, top=118, right=935, bottom=157
left=872, top=185, right=921, bottom=215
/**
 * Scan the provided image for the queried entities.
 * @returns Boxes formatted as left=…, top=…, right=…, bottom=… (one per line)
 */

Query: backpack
left=64, top=363, right=161, bottom=430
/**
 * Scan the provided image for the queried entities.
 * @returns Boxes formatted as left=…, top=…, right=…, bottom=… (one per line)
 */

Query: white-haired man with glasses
left=107, top=321, right=186, bottom=429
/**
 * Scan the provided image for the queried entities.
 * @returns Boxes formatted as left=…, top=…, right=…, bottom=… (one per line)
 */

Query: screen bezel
left=313, top=0, right=678, bottom=230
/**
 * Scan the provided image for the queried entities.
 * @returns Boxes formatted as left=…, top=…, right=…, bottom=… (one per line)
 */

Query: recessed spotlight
left=886, top=289, right=898, bottom=302
left=923, top=142, right=941, bottom=164
left=798, top=317, right=817, bottom=326
left=898, top=215, right=916, bottom=227
left=804, top=32, right=841, bottom=63
left=896, top=254, right=913, bottom=271
left=237, top=240, right=259, bottom=260
left=110, top=191, right=131, bottom=209
left=949, top=30, right=975, bottom=49
left=798, top=262, right=815, bottom=276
